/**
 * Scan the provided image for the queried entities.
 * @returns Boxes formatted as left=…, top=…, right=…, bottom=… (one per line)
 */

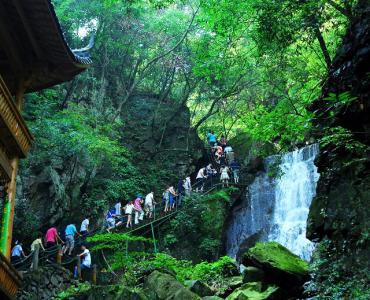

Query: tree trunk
left=314, top=25, right=332, bottom=69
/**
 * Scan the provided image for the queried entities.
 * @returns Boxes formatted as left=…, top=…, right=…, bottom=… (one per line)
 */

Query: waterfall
left=226, top=144, right=319, bottom=261
left=268, top=143, right=319, bottom=261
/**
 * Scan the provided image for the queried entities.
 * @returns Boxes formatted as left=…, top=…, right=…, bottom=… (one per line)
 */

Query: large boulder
left=218, top=276, right=243, bottom=298
left=225, top=282, right=280, bottom=300
left=186, top=280, right=214, bottom=297
left=242, top=242, right=309, bottom=289
left=144, top=270, right=200, bottom=300
left=242, top=267, right=265, bottom=283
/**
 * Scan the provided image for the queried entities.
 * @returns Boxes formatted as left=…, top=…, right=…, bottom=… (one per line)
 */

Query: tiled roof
left=0, top=0, right=92, bottom=93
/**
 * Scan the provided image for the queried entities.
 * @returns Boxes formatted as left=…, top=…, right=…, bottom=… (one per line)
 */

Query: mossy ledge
left=242, top=242, right=309, bottom=290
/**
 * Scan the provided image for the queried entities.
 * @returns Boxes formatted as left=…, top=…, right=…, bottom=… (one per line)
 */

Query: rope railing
left=14, top=179, right=225, bottom=272
left=14, top=147, right=241, bottom=272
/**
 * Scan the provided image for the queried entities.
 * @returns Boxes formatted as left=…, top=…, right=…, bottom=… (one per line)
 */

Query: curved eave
left=0, top=0, right=92, bottom=94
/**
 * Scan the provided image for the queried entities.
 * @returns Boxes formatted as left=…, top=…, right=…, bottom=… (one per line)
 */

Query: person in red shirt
left=45, top=227, right=64, bottom=248
left=133, top=196, right=144, bottom=225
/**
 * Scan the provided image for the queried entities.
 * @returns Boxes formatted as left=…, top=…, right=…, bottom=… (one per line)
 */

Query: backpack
left=163, top=191, right=170, bottom=201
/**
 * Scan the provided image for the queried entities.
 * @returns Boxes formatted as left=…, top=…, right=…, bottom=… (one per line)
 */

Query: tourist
left=215, top=145, right=223, bottom=163
left=30, top=234, right=45, bottom=269
left=196, top=167, right=208, bottom=192
left=144, top=191, right=156, bottom=218
left=206, top=163, right=217, bottom=187
left=177, top=179, right=185, bottom=206
left=230, top=159, right=241, bottom=184
left=163, top=188, right=170, bottom=212
left=207, top=130, right=217, bottom=146
left=77, top=244, right=91, bottom=271
left=80, top=217, right=90, bottom=236
left=224, top=145, right=234, bottom=164
left=11, top=241, right=25, bottom=264
left=134, top=195, right=144, bottom=225
left=168, top=186, right=177, bottom=210
left=106, top=207, right=122, bottom=232
left=45, top=226, right=64, bottom=248
left=114, top=200, right=122, bottom=217
left=30, top=234, right=45, bottom=252
left=184, top=176, right=192, bottom=196
left=63, top=223, right=81, bottom=255
left=206, top=163, right=217, bottom=176
left=219, top=135, right=227, bottom=149
left=125, top=200, right=134, bottom=228
left=220, top=165, right=230, bottom=187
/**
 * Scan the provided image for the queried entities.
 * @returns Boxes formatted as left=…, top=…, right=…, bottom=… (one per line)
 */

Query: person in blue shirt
left=62, top=224, right=81, bottom=256
left=11, top=241, right=26, bottom=264
left=207, top=131, right=217, bottom=146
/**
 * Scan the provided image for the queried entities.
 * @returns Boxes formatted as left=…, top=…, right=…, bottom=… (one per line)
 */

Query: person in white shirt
left=124, top=200, right=134, bottom=228
left=224, top=146, right=234, bottom=164
left=77, top=244, right=91, bottom=270
left=80, top=217, right=90, bottom=236
left=196, top=167, right=208, bottom=192
left=144, top=192, right=156, bottom=218
left=184, top=176, right=192, bottom=196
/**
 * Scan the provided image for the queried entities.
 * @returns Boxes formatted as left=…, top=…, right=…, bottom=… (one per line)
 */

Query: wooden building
left=0, top=1, right=91, bottom=298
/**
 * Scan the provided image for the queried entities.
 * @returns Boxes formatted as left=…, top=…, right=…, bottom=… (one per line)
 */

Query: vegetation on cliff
left=12, top=0, right=370, bottom=299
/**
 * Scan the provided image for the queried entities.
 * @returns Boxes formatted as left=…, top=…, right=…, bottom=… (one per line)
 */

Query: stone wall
left=17, top=265, right=74, bottom=300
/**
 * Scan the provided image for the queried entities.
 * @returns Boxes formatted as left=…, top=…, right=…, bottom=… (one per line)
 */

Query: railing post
left=77, top=256, right=82, bottom=280
left=125, top=239, right=128, bottom=258
left=31, top=244, right=39, bottom=271
left=56, top=245, right=62, bottom=264
left=92, top=264, right=97, bottom=284
left=151, top=223, right=157, bottom=254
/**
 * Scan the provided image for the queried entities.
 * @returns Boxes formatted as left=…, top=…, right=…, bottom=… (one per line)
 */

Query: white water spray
left=268, top=144, right=320, bottom=261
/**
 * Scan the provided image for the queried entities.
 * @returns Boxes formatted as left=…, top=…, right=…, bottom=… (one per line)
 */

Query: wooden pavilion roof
left=0, top=0, right=92, bottom=94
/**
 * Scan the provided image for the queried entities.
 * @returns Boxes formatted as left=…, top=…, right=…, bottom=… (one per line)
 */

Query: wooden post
left=0, top=157, right=19, bottom=258
left=31, top=244, right=39, bottom=271
left=56, top=245, right=62, bottom=265
left=0, top=82, right=24, bottom=258
left=92, top=264, right=97, bottom=284
left=125, top=239, right=128, bottom=258
left=151, top=223, right=157, bottom=254
left=77, top=256, right=82, bottom=280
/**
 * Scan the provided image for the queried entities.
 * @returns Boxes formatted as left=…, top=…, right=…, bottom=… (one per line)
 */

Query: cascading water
left=268, top=143, right=320, bottom=261
left=226, top=144, right=319, bottom=261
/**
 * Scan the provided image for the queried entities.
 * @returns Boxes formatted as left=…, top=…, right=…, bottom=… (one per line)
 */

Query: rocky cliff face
left=307, top=2, right=370, bottom=243
left=121, top=94, right=203, bottom=181
left=307, top=2, right=370, bottom=297
left=14, top=94, right=203, bottom=240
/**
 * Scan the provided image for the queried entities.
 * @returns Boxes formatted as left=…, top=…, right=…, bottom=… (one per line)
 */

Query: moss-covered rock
left=54, top=284, right=148, bottom=300
left=242, top=242, right=309, bottom=289
left=225, top=282, right=280, bottom=300
left=242, top=267, right=265, bottom=283
left=186, top=280, right=214, bottom=297
left=144, top=270, right=200, bottom=300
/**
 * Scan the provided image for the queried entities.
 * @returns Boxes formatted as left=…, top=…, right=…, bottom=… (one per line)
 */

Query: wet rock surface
left=17, top=265, right=74, bottom=300
left=144, top=270, right=200, bottom=300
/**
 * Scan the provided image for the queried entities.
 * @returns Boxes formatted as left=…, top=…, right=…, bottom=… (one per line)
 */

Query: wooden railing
left=0, top=76, right=33, bottom=157
left=0, top=252, right=22, bottom=299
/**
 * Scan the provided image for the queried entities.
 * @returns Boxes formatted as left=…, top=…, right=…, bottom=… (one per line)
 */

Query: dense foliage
left=14, top=1, right=369, bottom=298
left=51, top=0, right=356, bottom=150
